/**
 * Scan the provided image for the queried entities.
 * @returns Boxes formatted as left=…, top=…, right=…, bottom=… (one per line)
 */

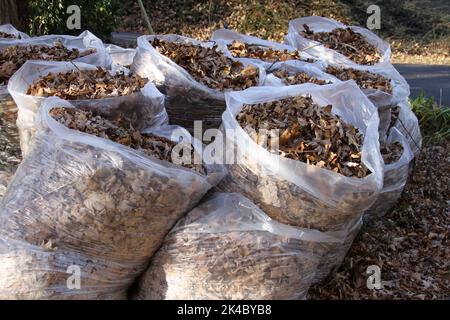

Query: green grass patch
left=409, top=93, right=450, bottom=144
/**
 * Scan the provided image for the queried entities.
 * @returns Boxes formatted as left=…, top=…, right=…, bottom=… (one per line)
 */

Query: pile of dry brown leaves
left=0, top=42, right=96, bottom=85
left=271, top=69, right=330, bottom=86
left=50, top=107, right=205, bottom=174
left=0, top=32, right=18, bottom=39
left=301, top=24, right=382, bottom=65
left=381, top=141, right=404, bottom=165
left=227, top=40, right=311, bottom=63
left=236, top=95, right=368, bottom=177
left=326, top=66, right=392, bottom=93
left=27, top=68, right=148, bottom=99
left=151, top=38, right=259, bottom=91
left=310, top=143, right=449, bottom=299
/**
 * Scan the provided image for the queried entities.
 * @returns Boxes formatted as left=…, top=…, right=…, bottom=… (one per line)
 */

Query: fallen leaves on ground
left=301, top=24, right=382, bottom=65
left=151, top=38, right=259, bottom=91
left=236, top=95, right=368, bottom=177
left=27, top=68, right=148, bottom=99
left=309, top=143, right=450, bottom=299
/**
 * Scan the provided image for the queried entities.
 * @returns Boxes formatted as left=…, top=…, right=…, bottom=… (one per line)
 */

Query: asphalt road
left=112, top=32, right=450, bottom=106
left=394, top=64, right=450, bottom=107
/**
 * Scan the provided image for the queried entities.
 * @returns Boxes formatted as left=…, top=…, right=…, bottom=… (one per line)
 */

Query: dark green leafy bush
left=26, top=0, right=122, bottom=40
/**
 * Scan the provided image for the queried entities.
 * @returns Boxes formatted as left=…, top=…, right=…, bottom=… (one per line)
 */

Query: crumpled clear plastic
left=131, top=34, right=266, bottom=133
left=0, top=87, right=20, bottom=202
left=0, top=24, right=29, bottom=39
left=262, top=60, right=341, bottom=86
left=0, top=30, right=112, bottom=157
left=0, top=30, right=110, bottom=66
left=132, top=192, right=354, bottom=300
left=216, top=81, right=381, bottom=283
left=317, top=61, right=410, bottom=141
left=364, top=128, right=414, bottom=219
left=105, top=43, right=136, bottom=68
left=218, top=80, right=383, bottom=232
left=285, top=16, right=391, bottom=67
left=8, top=60, right=169, bottom=156
left=211, top=28, right=319, bottom=68
left=0, top=97, right=225, bottom=299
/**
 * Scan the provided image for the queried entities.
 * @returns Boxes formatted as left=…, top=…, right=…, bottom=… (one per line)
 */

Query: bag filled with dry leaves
left=132, top=34, right=266, bottom=133
left=285, top=16, right=391, bottom=67
left=0, top=24, right=29, bottom=40
left=364, top=128, right=414, bottom=219
left=0, top=86, right=20, bottom=201
left=211, top=29, right=318, bottom=68
left=8, top=60, right=168, bottom=156
left=216, top=81, right=383, bottom=282
left=0, top=97, right=225, bottom=299
left=320, top=62, right=410, bottom=141
left=132, top=192, right=356, bottom=300
left=0, top=31, right=111, bottom=156
left=0, top=30, right=110, bottom=85
left=391, top=99, right=422, bottom=157
left=106, top=44, right=136, bottom=68
left=263, top=60, right=340, bottom=87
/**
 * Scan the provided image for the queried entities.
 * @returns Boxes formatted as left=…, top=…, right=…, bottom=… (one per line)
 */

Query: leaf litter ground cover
left=27, top=68, right=148, bottom=99
left=325, top=66, right=392, bottom=93
left=0, top=42, right=96, bottom=85
left=309, top=143, right=449, bottom=299
left=300, top=24, right=382, bottom=65
left=50, top=107, right=205, bottom=175
left=150, top=38, right=259, bottom=91
left=236, top=95, right=368, bottom=178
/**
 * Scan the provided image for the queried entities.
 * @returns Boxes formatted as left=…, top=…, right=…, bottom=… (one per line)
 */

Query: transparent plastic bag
left=337, top=63, right=410, bottom=108
left=393, top=99, right=422, bottom=157
left=8, top=60, right=169, bottom=156
left=105, top=43, right=136, bottom=67
left=0, top=86, right=20, bottom=201
left=0, top=172, right=13, bottom=199
left=263, top=60, right=341, bottom=86
left=0, top=31, right=112, bottom=157
left=132, top=192, right=353, bottom=300
left=365, top=128, right=414, bottom=219
left=313, top=217, right=362, bottom=284
left=0, top=97, right=225, bottom=299
left=132, top=34, right=266, bottom=133
left=211, top=29, right=318, bottom=68
left=0, top=30, right=110, bottom=66
left=318, top=61, right=410, bottom=141
left=285, top=16, right=391, bottom=67
left=0, top=238, right=132, bottom=300
left=0, top=24, right=29, bottom=39
left=218, top=81, right=384, bottom=232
